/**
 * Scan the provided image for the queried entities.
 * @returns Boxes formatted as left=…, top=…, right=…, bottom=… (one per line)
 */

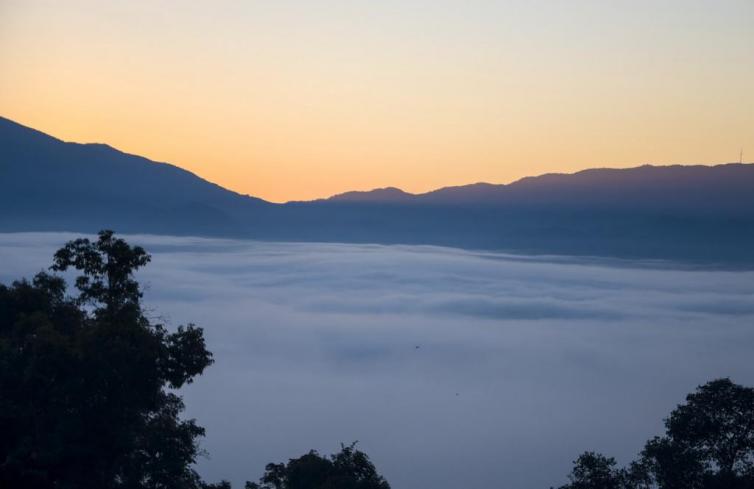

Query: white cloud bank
left=1, top=233, right=753, bottom=489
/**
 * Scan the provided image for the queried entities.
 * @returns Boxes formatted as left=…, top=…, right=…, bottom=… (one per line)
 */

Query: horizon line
left=2, top=114, right=749, bottom=204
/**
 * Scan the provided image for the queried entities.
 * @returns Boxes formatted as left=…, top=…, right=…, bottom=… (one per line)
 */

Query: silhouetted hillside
left=327, top=187, right=415, bottom=203
left=2, top=116, right=753, bottom=265
left=0, top=116, right=270, bottom=236
left=328, top=165, right=754, bottom=214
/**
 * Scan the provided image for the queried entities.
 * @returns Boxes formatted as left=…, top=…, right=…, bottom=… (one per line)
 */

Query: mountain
left=327, top=187, right=415, bottom=203
left=2, top=115, right=753, bottom=266
left=328, top=166, right=754, bottom=214
left=0, top=116, right=271, bottom=236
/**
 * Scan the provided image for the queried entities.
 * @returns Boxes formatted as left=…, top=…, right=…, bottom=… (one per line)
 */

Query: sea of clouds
left=1, top=233, right=753, bottom=489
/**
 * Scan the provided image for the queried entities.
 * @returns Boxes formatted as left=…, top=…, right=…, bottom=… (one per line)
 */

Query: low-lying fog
left=2, top=233, right=753, bottom=489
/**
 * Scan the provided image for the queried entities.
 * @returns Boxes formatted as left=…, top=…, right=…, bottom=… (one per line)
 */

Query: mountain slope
left=327, top=187, right=415, bottom=203
left=2, top=116, right=753, bottom=266
left=0, top=116, right=270, bottom=235
left=328, top=164, right=754, bottom=214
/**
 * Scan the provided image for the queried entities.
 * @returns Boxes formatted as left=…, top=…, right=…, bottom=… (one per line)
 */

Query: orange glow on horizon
left=1, top=1, right=752, bottom=203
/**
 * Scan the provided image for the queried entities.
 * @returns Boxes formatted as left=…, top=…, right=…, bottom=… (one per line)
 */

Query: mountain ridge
left=2, top=115, right=753, bottom=265
left=4, top=115, right=751, bottom=208
left=322, top=163, right=754, bottom=212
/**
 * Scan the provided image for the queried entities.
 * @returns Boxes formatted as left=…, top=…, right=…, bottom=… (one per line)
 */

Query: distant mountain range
left=326, top=166, right=754, bottom=213
left=2, top=115, right=753, bottom=266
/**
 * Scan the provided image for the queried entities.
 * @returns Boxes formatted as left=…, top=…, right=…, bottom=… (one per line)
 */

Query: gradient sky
left=1, top=1, right=752, bottom=202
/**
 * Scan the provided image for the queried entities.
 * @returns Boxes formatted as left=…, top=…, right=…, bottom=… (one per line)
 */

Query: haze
left=2, top=233, right=753, bottom=488
left=1, top=0, right=753, bottom=202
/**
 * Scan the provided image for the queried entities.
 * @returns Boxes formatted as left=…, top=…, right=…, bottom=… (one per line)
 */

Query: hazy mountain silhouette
left=0, top=116, right=270, bottom=236
left=327, top=166, right=754, bottom=214
left=2, top=115, right=753, bottom=265
left=327, top=187, right=415, bottom=203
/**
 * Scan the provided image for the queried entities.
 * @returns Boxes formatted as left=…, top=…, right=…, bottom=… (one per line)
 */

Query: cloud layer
left=2, top=233, right=753, bottom=489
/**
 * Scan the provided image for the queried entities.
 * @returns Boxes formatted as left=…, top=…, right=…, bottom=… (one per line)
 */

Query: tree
left=557, top=452, right=627, bottom=489
left=0, top=231, right=216, bottom=489
left=557, top=452, right=653, bottom=489
left=641, top=378, right=754, bottom=489
left=51, top=229, right=151, bottom=317
left=245, top=443, right=391, bottom=489
left=555, top=378, right=754, bottom=489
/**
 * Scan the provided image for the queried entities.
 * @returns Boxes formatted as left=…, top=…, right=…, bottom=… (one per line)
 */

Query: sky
left=1, top=1, right=753, bottom=202
left=2, top=233, right=754, bottom=488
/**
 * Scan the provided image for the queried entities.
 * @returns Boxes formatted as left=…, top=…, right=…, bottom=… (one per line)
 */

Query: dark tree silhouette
left=557, top=452, right=624, bottom=489
left=556, top=378, right=754, bottom=489
left=641, top=378, right=754, bottom=489
left=245, top=443, right=391, bottom=489
left=556, top=452, right=651, bottom=489
left=51, top=229, right=151, bottom=316
left=0, top=231, right=216, bottom=489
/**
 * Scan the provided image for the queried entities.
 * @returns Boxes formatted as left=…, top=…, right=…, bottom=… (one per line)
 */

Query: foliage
left=557, top=378, right=754, bottom=489
left=0, top=231, right=214, bottom=489
left=557, top=452, right=624, bottom=489
left=245, top=443, right=391, bottom=489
